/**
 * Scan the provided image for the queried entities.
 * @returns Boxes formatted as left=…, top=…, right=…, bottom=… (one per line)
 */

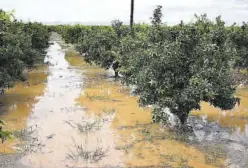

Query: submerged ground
left=0, top=35, right=247, bottom=168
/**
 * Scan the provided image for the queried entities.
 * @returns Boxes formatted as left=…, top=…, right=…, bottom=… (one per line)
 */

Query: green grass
left=67, top=138, right=109, bottom=163
left=85, top=92, right=110, bottom=101
left=65, top=117, right=104, bottom=133
left=102, top=108, right=116, bottom=115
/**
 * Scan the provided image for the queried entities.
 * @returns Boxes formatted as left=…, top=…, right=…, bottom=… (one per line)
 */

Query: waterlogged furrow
left=0, top=66, right=48, bottom=153
left=11, top=41, right=122, bottom=168
left=192, top=89, right=248, bottom=135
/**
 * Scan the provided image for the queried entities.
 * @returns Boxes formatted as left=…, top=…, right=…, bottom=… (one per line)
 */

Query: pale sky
left=1, top=0, right=248, bottom=25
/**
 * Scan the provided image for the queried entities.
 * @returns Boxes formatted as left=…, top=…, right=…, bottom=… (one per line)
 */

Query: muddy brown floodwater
left=0, top=37, right=248, bottom=168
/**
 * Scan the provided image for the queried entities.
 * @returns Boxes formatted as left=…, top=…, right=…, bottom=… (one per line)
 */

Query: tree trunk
left=112, top=61, right=120, bottom=78
left=130, top=0, right=134, bottom=28
left=0, top=89, right=5, bottom=95
left=114, top=70, right=119, bottom=78
left=179, top=113, right=188, bottom=126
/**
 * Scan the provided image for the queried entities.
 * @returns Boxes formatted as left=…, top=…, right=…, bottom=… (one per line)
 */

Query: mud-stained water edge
left=0, top=36, right=248, bottom=168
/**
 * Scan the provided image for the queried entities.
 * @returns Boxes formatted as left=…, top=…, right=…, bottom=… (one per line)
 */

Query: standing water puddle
left=0, top=37, right=248, bottom=168
left=18, top=41, right=122, bottom=168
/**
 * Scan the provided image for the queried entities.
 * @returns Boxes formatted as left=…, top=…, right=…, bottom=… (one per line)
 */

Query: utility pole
left=130, top=0, right=134, bottom=28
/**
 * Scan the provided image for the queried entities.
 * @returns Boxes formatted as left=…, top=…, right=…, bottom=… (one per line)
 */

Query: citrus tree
left=75, top=20, right=128, bottom=77
left=120, top=6, right=239, bottom=125
left=0, top=9, right=50, bottom=88
left=0, top=10, right=26, bottom=88
left=229, top=23, right=248, bottom=69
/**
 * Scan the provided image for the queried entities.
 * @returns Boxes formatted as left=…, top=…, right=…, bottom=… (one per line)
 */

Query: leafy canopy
left=120, top=6, right=239, bottom=125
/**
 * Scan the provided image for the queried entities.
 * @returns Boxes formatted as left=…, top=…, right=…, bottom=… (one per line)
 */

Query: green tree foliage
left=121, top=7, right=239, bottom=125
left=52, top=6, right=243, bottom=126
left=229, top=23, right=248, bottom=69
left=0, top=9, right=50, bottom=88
left=72, top=21, right=129, bottom=77
left=1, top=10, right=26, bottom=88
left=0, top=120, right=12, bottom=143
left=84, top=28, right=119, bottom=74
left=23, top=22, right=50, bottom=55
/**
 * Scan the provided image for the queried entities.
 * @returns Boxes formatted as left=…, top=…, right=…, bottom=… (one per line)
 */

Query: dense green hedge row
left=0, top=10, right=50, bottom=89
left=53, top=6, right=247, bottom=126
left=0, top=10, right=50, bottom=142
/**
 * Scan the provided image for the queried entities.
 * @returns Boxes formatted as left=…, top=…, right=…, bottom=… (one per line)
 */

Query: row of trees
left=0, top=10, right=50, bottom=142
left=0, top=10, right=50, bottom=89
left=53, top=6, right=246, bottom=127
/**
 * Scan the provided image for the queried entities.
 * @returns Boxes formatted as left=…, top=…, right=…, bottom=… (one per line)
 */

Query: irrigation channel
left=0, top=34, right=248, bottom=168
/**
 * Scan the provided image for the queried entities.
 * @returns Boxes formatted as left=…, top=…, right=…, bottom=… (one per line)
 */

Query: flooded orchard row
left=0, top=41, right=248, bottom=168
